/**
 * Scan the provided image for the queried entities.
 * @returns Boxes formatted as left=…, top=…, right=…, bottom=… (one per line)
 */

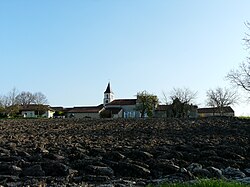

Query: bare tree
left=243, top=22, right=250, bottom=51
left=227, top=62, right=250, bottom=93
left=0, top=96, right=5, bottom=115
left=0, top=88, right=20, bottom=117
left=33, top=92, right=48, bottom=117
left=169, top=87, right=197, bottom=104
left=0, top=89, right=49, bottom=117
left=162, top=91, right=170, bottom=105
left=227, top=22, right=250, bottom=95
left=0, top=95, right=4, bottom=107
left=33, top=92, right=48, bottom=105
left=7, top=87, right=19, bottom=106
left=16, top=91, right=35, bottom=106
left=166, top=88, right=198, bottom=118
left=206, top=87, right=238, bottom=115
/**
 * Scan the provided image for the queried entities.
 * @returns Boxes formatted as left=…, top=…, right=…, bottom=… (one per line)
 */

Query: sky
left=0, top=0, right=250, bottom=116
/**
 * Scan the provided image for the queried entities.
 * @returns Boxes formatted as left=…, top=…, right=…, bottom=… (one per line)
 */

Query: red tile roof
left=197, top=106, right=234, bottom=113
left=106, top=99, right=137, bottom=106
left=20, top=105, right=55, bottom=111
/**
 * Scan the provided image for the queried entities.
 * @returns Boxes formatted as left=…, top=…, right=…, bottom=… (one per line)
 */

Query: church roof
left=68, top=104, right=104, bottom=113
left=104, top=82, right=112, bottom=94
left=106, top=99, right=137, bottom=106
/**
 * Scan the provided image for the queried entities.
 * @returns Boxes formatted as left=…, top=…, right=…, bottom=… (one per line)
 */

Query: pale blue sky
left=1, top=0, right=250, bottom=115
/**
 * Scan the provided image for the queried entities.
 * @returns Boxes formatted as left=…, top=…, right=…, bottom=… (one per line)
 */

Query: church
left=65, top=83, right=140, bottom=119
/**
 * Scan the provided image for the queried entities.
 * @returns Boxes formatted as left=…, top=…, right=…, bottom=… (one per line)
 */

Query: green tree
left=136, top=91, right=159, bottom=118
left=5, top=105, right=20, bottom=117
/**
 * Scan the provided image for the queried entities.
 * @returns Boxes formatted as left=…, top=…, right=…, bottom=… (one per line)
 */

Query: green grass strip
left=148, top=179, right=250, bottom=187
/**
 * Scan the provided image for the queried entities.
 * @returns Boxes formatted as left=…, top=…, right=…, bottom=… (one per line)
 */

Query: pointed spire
left=104, top=82, right=112, bottom=93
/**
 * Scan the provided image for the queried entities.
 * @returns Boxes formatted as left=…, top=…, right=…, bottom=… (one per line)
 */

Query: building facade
left=197, top=106, right=234, bottom=117
left=20, top=105, right=55, bottom=118
left=67, top=105, right=104, bottom=119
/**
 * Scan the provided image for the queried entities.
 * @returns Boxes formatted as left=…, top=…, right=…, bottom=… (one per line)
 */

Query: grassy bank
left=149, top=179, right=250, bottom=187
left=238, top=116, right=250, bottom=120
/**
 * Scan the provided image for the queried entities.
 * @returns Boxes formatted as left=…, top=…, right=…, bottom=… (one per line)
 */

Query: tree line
left=135, top=87, right=238, bottom=118
left=0, top=88, right=48, bottom=117
left=136, top=22, right=250, bottom=118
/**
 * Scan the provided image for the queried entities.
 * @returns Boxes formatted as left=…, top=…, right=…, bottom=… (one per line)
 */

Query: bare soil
left=0, top=117, right=249, bottom=186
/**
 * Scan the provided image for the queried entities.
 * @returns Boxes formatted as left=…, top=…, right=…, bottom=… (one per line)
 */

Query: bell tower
left=103, top=82, right=114, bottom=106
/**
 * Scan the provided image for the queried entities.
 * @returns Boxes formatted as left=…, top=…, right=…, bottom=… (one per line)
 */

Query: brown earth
left=0, top=117, right=249, bottom=186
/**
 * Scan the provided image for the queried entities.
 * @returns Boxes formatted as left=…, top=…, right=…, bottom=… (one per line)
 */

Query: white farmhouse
left=20, top=105, right=55, bottom=118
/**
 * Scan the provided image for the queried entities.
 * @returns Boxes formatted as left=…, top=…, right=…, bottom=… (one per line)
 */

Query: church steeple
left=104, top=82, right=112, bottom=94
left=103, top=82, right=114, bottom=106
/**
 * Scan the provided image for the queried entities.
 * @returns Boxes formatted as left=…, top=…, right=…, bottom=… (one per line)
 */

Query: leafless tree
left=1, top=96, right=11, bottom=107
left=0, top=88, right=19, bottom=115
left=162, top=91, right=170, bottom=105
left=7, top=87, right=19, bottom=106
left=32, top=92, right=48, bottom=116
left=0, top=89, right=49, bottom=117
left=227, top=62, right=250, bottom=93
left=16, top=91, right=35, bottom=106
left=169, top=87, right=197, bottom=104
left=243, top=22, right=250, bottom=51
left=0, top=95, right=4, bottom=108
left=0, top=88, right=20, bottom=116
left=206, top=87, right=238, bottom=114
left=33, top=92, right=48, bottom=105
left=226, top=22, right=250, bottom=95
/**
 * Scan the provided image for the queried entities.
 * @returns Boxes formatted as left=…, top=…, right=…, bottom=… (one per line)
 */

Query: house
left=103, top=83, right=140, bottom=118
left=105, top=99, right=140, bottom=118
left=67, top=104, right=104, bottom=119
left=154, top=104, right=198, bottom=118
left=51, top=106, right=71, bottom=118
left=101, top=107, right=123, bottom=118
left=20, top=104, right=55, bottom=118
left=51, top=82, right=203, bottom=119
left=154, top=105, right=174, bottom=118
left=197, top=106, right=234, bottom=117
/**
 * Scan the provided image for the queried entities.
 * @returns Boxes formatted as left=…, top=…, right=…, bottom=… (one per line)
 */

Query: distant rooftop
left=197, top=106, right=234, bottom=113
left=68, top=104, right=104, bottom=113
left=106, top=99, right=137, bottom=106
